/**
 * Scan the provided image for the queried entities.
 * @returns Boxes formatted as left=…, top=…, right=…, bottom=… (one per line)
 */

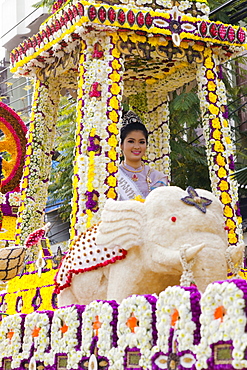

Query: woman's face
left=121, top=130, right=147, bottom=167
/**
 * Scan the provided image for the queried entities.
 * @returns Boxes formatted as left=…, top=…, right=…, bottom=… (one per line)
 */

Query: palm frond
left=231, top=167, right=247, bottom=186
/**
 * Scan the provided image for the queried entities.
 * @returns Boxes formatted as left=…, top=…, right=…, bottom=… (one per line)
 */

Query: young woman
left=118, top=111, right=168, bottom=200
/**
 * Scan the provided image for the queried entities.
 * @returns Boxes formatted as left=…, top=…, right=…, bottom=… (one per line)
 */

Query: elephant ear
left=96, top=199, right=145, bottom=250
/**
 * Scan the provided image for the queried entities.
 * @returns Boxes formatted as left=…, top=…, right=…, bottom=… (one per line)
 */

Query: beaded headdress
left=122, top=110, right=143, bottom=127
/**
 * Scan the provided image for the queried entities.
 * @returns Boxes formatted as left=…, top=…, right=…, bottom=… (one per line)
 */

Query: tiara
left=122, top=110, right=143, bottom=126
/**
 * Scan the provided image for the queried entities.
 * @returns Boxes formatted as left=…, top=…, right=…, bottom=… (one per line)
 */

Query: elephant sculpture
left=56, top=186, right=243, bottom=307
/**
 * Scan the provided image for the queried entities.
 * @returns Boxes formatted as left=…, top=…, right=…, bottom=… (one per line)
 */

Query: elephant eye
left=171, top=216, right=177, bottom=222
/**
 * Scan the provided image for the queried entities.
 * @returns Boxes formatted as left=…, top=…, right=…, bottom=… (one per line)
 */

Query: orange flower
left=32, top=327, right=41, bottom=337
left=171, top=308, right=179, bottom=327
left=127, top=313, right=138, bottom=333
left=214, top=306, right=226, bottom=322
left=60, top=323, right=68, bottom=334
left=7, top=330, right=14, bottom=340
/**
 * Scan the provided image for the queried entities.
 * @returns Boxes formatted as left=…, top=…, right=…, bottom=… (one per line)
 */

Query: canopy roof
left=10, top=0, right=247, bottom=78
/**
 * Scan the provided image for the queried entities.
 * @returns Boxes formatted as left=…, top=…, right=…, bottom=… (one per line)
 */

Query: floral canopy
left=10, top=0, right=247, bottom=249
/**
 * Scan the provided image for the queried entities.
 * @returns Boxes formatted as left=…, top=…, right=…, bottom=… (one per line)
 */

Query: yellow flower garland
left=15, top=79, right=40, bottom=245
left=70, top=40, right=86, bottom=239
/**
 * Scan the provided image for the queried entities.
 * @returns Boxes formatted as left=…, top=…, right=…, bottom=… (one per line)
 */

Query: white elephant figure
left=56, top=186, right=243, bottom=307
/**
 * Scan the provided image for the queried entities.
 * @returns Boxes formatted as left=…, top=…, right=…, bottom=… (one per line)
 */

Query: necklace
left=122, top=163, right=144, bottom=182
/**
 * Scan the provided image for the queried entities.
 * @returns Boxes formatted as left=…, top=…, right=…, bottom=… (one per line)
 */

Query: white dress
left=118, top=163, right=167, bottom=200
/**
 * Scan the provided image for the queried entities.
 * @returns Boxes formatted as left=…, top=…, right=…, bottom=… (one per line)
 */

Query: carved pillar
left=196, top=48, right=243, bottom=246
left=15, top=78, right=60, bottom=253
left=70, top=32, right=124, bottom=239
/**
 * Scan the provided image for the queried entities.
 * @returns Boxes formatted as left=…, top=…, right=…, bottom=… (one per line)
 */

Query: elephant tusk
left=183, top=243, right=205, bottom=262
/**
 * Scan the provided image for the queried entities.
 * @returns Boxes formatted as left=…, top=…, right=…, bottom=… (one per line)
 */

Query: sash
left=118, top=167, right=145, bottom=200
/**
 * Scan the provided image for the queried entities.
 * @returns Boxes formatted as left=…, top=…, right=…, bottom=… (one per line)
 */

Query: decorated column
left=196, top=48, right=243, bottom=247
left=70, top=32, right=124, bottom=239
left=146, top=86, right=171, bottom=183
left=15, top=79, right=60, bottom=251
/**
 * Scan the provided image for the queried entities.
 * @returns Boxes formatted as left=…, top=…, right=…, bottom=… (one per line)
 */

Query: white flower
left=0, top=193, right=6, bottom=204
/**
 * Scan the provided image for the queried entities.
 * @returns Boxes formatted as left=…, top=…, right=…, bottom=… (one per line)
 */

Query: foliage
left=47, top=97, right=76, bottom=221
left=33, top=0, right=54, bottom=11
left=169, top=88, right=211, bottom=190
left=209, top=0, right=247, bottom=25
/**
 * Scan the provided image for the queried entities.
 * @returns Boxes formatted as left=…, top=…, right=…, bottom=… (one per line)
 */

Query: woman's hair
left=120, top=111, right=148, bottom=144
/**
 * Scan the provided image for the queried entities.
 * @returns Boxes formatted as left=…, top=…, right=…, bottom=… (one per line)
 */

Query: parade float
left=1, top=0, right=247, bottom=368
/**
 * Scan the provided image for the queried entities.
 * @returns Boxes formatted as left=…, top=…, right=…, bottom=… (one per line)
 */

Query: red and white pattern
left=55, top=224, right=127, bottom=293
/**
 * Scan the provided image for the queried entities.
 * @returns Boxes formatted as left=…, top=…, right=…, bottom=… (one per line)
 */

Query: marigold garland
left=14, top=79, right=60, bottom=250
left=70, top=39, right=87, bottom=240
left=196, top=49, right=242, bottom=247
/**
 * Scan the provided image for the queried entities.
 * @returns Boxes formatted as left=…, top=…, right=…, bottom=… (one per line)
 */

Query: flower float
left=8, top=0, right=246, bottom=252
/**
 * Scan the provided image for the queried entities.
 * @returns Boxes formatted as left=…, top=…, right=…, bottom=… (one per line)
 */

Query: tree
left=47, top=97, right=76, bottom=221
